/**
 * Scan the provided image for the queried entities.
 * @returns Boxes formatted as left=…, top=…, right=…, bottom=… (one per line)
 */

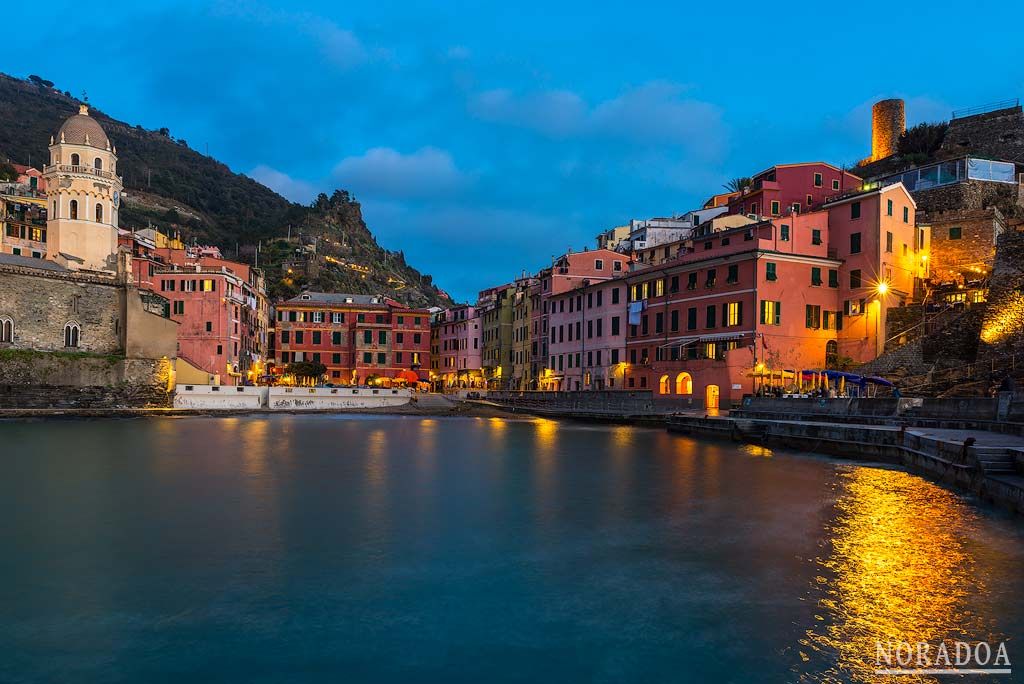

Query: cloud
left=468, top=81, right=727, bottom=159
left=332, top=147, right=471, bottom=200
left=248, top=165, right=318, bottom=203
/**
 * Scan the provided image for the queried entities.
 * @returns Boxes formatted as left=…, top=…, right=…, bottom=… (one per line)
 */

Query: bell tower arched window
left=95, top=203, right=103, bottom=223
left=71, top=153, right=80, bottom=166
left=64, top=322, right=80, bottom=348
left=94, top=157, right=102, bottom=170
left=69, top=200, right=78, bottom=220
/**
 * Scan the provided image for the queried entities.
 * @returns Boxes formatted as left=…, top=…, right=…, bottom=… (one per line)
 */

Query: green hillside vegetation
left=0, top=73, right=450, bottom=307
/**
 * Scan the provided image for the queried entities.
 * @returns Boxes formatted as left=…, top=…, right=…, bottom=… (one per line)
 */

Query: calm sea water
left=1, top=415, right=1023, bottom=683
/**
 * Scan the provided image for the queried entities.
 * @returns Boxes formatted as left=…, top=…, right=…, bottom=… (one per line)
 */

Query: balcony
left=44, top=164, right=120, bottom=183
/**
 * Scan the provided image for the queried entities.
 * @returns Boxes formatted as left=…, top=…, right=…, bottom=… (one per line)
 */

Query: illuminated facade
left=626, top=182, right=923, bottom=408
left=431, top=304, right=482, bottom=388
left=727, top=162, right=862, bottom=219
left=275, top=292, right=430, bottom=385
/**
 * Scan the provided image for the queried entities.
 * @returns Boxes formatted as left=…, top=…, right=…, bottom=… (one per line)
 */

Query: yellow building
left=42, top=105, right=123, bottom=272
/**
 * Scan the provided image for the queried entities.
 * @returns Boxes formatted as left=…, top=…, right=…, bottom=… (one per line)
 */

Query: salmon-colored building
left=727, top=162, right=862, bottom=218
left=626, top=182, right=924, bottom=408
left=431, top=304, right=483, bottom=388
left=275, top=292, right=430, bottom=385
left=547, top=276, right=628, bottom=390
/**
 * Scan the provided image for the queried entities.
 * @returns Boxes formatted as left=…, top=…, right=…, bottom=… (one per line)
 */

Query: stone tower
left=43, top=105, right=123, bottom=271
left=871, top=98, right=906, bottom=162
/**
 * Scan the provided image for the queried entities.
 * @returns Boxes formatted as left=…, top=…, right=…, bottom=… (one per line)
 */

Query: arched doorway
left=705, top=384, right=720, bottom=410
left=825, top=340, right=838, bottom=368
left=658, top=374, right=670, bottom=395
left=675, top=372, right=692, bottom=395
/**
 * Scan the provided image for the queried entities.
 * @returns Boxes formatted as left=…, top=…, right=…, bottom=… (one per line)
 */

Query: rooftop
left=0, top=253, right=66, bottom=272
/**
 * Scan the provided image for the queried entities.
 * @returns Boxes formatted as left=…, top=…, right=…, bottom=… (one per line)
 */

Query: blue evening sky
left=8, top=1, right=1022, bottom=301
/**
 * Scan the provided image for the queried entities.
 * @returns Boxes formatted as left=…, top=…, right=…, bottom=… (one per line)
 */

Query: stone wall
left=0, top=263, right=123, bottom=354
left=939, top=105, right=1024, bottom=165
left=925, top=207, right=1004, bottom=280
left=0, top=351, right=172, bottom=408
left=978, top=228, right=1024, bottom=369
left=914, top=180, right=1022, bottom=217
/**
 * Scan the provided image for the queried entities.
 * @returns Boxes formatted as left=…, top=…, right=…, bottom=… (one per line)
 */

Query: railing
left=951, top=99, right=1020, bottom=119
left=43, top=164, right=119, bottom=181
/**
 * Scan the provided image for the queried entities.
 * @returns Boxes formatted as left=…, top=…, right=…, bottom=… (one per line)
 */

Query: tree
left=723, top=177, right=751, bottom=192
left=897, top=122, right=948, bottom=158
left=286, top=361, right=326, bottom=381
left=28, top=75, right=54, bottom=89
left=0, top=162, right=19, bottom=182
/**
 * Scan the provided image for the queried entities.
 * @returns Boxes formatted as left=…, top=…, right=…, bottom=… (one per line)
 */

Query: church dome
left=56, top=105, right=109, bottom=149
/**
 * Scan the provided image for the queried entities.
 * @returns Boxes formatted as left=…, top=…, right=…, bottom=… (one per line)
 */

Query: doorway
left=705, top=384, right=720, bottom=410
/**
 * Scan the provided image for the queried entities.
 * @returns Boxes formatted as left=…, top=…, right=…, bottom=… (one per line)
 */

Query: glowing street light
left=876, top=281, right=889, bottom=295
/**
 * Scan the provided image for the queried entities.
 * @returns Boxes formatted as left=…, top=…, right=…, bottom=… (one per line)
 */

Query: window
left=294, top=331, right=304, bottom=344
left=721, top=237, right=730, bottom=246
left=378, top=330, right=387, bottom=344
left=828, top=269, right=839, bottom=288
left=670, top=309, right=679, bottom=332
left=949, top=226, right=962, bottom=240
left=363, top=352, right=372, bottom=363
left=377, top=352, right=386, bottom=364
left=0, top=317, right=13, bottom=343
left=63, top=321, right=80, bottom=348
left=705, top=269, right=717, bottom=288
left=811, top=229, right=822, bottom=245
left=780, top=224, right=790, bottom=241
left=826, top=340, right=839, bottom=367
left=770, top=200, right=780, bottom=215
left=687, top=272, right=698, bottom=290
left=205, top=321, right=213, bottom=332
left=805, top=305, right=821, bottom=329
left=726, top=302, right=742, bottom=326
left=95, top=203, right=103, bottom=222
left=670, top=276, right=679, bottom=293
left=595, top=259, right=604, bottom=270
left=705, top=305, right=716, bottom=328
left=903, top=206, right=909, bottom=223
left=173, top=301, right=184, bottom=315
left=844, top=299, right=865, bottom=316
left=760, top=300, right=781, bottom=326
left=611, top=316, right=620, bottom=336
left=851, top=201, right=861, bottom=219
left=832, top=179, right=840, bottom=190
left=654, top=312, right=664, bottom=334
left=280, top=330, right=290, bottom=344
left=850, top=270, right=862, bottom=288
left=814, top=172, right=823, bottom=187
left=332, top=331, right=342, bottom=345
left=886, top=199, right=893, bottom=216
left=201, top=280, right=215, bottom=292
left=811, top=267, right=822, bottom=286
left=750, top=202, right=758, bottom=215
left=687, top=307, right=697, bottom=330
left=69, top=199, right=78, bottom=220
left=886, top=231, right=893, bottom=253
left=312, top=331, right=322, bottom=345
left=312, top=311, right=324, bottom=323
left=727, top=264, right=739, bottom=283
left=654, top=279, right=664, bottom=297
left=611, top=287, right=620, bottom=304
left=850, top=232, right=861, bottom=254
left=765, top=262, right=777, bottom=281
left=70, top=153, right=80, bottom=166
left=94, top=157, right=102, bottom=170
left=363, top=330, right=372, bottom=343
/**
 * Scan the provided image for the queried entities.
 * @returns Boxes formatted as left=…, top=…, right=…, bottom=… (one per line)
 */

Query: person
left=893, top=385, right=902, bottom=399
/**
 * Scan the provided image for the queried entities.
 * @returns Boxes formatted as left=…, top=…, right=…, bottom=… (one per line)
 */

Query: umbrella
left=397, top=370, right=419, bottom=384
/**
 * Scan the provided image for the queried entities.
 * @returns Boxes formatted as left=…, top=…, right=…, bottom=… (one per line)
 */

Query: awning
left=397, top=370, right=420, bottom=383
left=657, top=331, right=752, bottom=349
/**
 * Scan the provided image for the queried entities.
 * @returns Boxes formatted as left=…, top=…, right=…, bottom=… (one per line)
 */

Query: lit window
left=726, top=301, right=741, bottom=326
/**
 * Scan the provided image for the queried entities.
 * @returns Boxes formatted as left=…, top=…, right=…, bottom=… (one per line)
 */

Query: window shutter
left=775, top=302, right=781, bottom=326
left=737, top=301, right=743, bottom=326
left=837, top=311, right=844, bottom=331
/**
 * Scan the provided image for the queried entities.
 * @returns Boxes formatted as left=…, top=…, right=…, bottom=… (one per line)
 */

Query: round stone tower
left=871, top=98, right=906, bottom=162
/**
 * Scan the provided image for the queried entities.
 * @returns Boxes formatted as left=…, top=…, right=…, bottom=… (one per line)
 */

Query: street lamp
left=874, top=281, right=890, bottom=357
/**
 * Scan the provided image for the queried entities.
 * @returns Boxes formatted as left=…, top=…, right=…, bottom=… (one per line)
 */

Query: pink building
left=537, top=248, right=631, bottom=389
left=727, top=162, right=862, bottom=218
left=432, top=304, right=482, bottom=388
left=547, top=277, right=628, bottom=390
left=626, top=182, right=922, bottom=409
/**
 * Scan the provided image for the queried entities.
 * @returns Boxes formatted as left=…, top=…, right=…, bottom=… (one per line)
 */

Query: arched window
left=64, top=322, right=80, bottom=348
left=825, top=340, right=839, bottom=368
left=0, top=317, right=13, bottom=343
left=70, top=153, right=80, bottom=166
left=95, top=203, right=103, bottom=223
left=69, top=199, right=78, bottom=220
left=94, top=157, right=102, bottom=170
left=658, top=374, right=670, bottom=395
left=675, top=372, right=693, bottom=395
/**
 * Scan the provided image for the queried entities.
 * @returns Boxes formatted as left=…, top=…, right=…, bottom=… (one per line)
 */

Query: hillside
left=0, top=73, right=451, bottom=306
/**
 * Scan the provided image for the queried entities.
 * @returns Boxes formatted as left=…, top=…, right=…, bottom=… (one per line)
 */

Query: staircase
left=975, top=449, right=1018, bottom=475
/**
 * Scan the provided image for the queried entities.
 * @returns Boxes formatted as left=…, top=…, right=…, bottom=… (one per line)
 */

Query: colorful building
left=727, top=162, right=862, bottom=219
left=431, top=304, right=482, bottom=389
left=479, top=283, right=515, bottom=388
left=625, top=182, right=924, bottom=408
left=1, top=194, right=48, bottom=258
left=275, top=292, right=430, bottom=386
left=547, top=277, right=628, bottom=390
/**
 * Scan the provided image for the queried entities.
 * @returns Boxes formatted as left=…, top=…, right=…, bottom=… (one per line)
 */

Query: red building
left=727, top=162, right=862, bottom=218
left=274, top=292, right=430, bottom=385
left=626, top=182, right=923, bottom=408
left=124, top=231, right=270, bottom=385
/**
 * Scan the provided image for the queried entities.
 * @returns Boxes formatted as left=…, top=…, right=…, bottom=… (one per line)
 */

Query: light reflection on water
left=798, top=467, right=1000, bottom=683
